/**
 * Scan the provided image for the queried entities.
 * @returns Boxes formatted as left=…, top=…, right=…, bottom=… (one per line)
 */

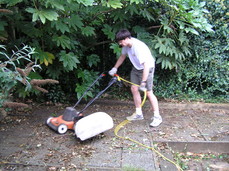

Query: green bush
left=154, top=0, right=229, bottom=103
left=0, top=45, right=40, bottom=107
left=45, top=85, right=66, bottom=103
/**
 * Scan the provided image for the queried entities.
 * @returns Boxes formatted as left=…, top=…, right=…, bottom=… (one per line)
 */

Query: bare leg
left=147, top=90, right=162, bottom=127
left=147, top=90, right=159, bottom=113
left=126, top=85, right=144, bottom=120
left=131, top=85, right=142, bottom=108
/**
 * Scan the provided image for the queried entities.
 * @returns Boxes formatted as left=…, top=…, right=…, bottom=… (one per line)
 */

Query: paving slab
left=122, top=152, right=156, bottom=170
left=0, top=101, right=228, bottom=171
left=163, top=141, right=229, bottom=153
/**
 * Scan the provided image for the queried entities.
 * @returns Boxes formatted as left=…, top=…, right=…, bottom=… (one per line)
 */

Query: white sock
left=153, top=111, right=160, bottom=117
left=136, top=108, right=143, bottom=115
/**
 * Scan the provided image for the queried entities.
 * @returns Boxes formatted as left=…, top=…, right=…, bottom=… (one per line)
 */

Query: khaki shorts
left=130, top=67, right=155, bottom=91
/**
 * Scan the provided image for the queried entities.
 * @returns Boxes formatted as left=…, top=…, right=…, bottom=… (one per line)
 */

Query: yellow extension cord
left=114, top=75, right=183, bottom=171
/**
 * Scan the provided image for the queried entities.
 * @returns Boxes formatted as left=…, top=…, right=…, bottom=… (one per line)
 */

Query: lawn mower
left=46, top=73, right=121, bottom=140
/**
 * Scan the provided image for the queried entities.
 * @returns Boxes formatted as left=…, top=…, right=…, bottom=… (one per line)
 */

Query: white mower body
left=74, top=112, right=114, bottom=141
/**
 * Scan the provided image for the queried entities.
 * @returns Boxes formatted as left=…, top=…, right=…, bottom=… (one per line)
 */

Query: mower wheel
left=46, top=117, right=53, bottom=124
left=58, top=124, right=68, bottom=134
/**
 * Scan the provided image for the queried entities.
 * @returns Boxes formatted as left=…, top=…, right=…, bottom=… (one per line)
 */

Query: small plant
left=173, top=152, right=191, bottom=170
left=45, top=85, right=66, bottom=103
left=173, top=152, right=229, bottom=170
left=0, top=45, right=39, bottom=107
left=0, top=44, right=59, bottom=110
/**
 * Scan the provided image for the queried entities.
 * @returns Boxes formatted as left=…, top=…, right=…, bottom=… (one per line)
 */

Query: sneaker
left=126, top=113, right=144, bottom=121
left=150, top=115, right=162, bottom=127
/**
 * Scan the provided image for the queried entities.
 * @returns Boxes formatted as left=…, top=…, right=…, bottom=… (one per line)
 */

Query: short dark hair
left=115, top=29, right=131, bottom=42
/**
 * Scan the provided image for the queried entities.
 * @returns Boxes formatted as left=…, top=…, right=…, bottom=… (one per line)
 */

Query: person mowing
left=109, top=29, right=162, bottom=127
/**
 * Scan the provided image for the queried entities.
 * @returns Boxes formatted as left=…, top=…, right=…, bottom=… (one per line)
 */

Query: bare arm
left=142, top=62, right=150, bottom=82
left=113, top=54, right=126, bottom=69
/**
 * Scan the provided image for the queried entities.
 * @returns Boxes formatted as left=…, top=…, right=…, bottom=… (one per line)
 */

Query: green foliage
left=52, top=35, right=71, bottom=49
left=81, top=26, right=95, bottom=36
left=0, top=69, right=17, bottom=106
left=155, top=0, right=228, bottom=102
left=75, top=70, right=99, bottom=100
left=0, top=0, right=22, bottom=6
left=59, top=51, right=80, bottom=71
left=87, top=54, right=100, bottom=67
left=150, top=0, right=214, bottom=69
left=110, top=43, right=122, bottom=57
left=155, top=55, right=228, bottom=103
left=14, top=72, right=43, bottom=99
left=0, top=0, right=227, bottom=102
left=186, top=0, right=228, bottom=102
left=0, top=45, right=40, bottom=106
left=174, top=152, right=229, bottom=170
left=33, top=50, right=55, bottom=66
left=1, top=0, right=212, bottom=72
left=45, top=85, right=66, bottom=103
left=26, top=8, right=59, bottom=24
left=102, top=24, right=115, bottom=41
left=45, top=62, right=63, bottom=79
left=105, top=0, right=123, bottom=8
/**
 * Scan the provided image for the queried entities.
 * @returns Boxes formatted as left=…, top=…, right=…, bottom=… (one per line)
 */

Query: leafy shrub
left=45, top=85, right=66, bottom=103
left=0, top=45, right=40, bottom=107
left=154, top=0, right=229, bottom=103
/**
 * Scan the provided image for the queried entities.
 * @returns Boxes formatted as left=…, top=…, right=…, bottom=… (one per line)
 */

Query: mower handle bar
left=77, top=76, right=119, bottom=114
left=73, top=73, right=106, bottom=108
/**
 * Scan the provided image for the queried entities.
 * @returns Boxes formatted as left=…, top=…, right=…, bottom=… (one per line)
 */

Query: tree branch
left=91, top=9, right=116, bottom=21
left=0, top=9, right=13, bottom=14
left=87, top=40, right=113, bottom=49
left=147, top=25, right=162, bottom=30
